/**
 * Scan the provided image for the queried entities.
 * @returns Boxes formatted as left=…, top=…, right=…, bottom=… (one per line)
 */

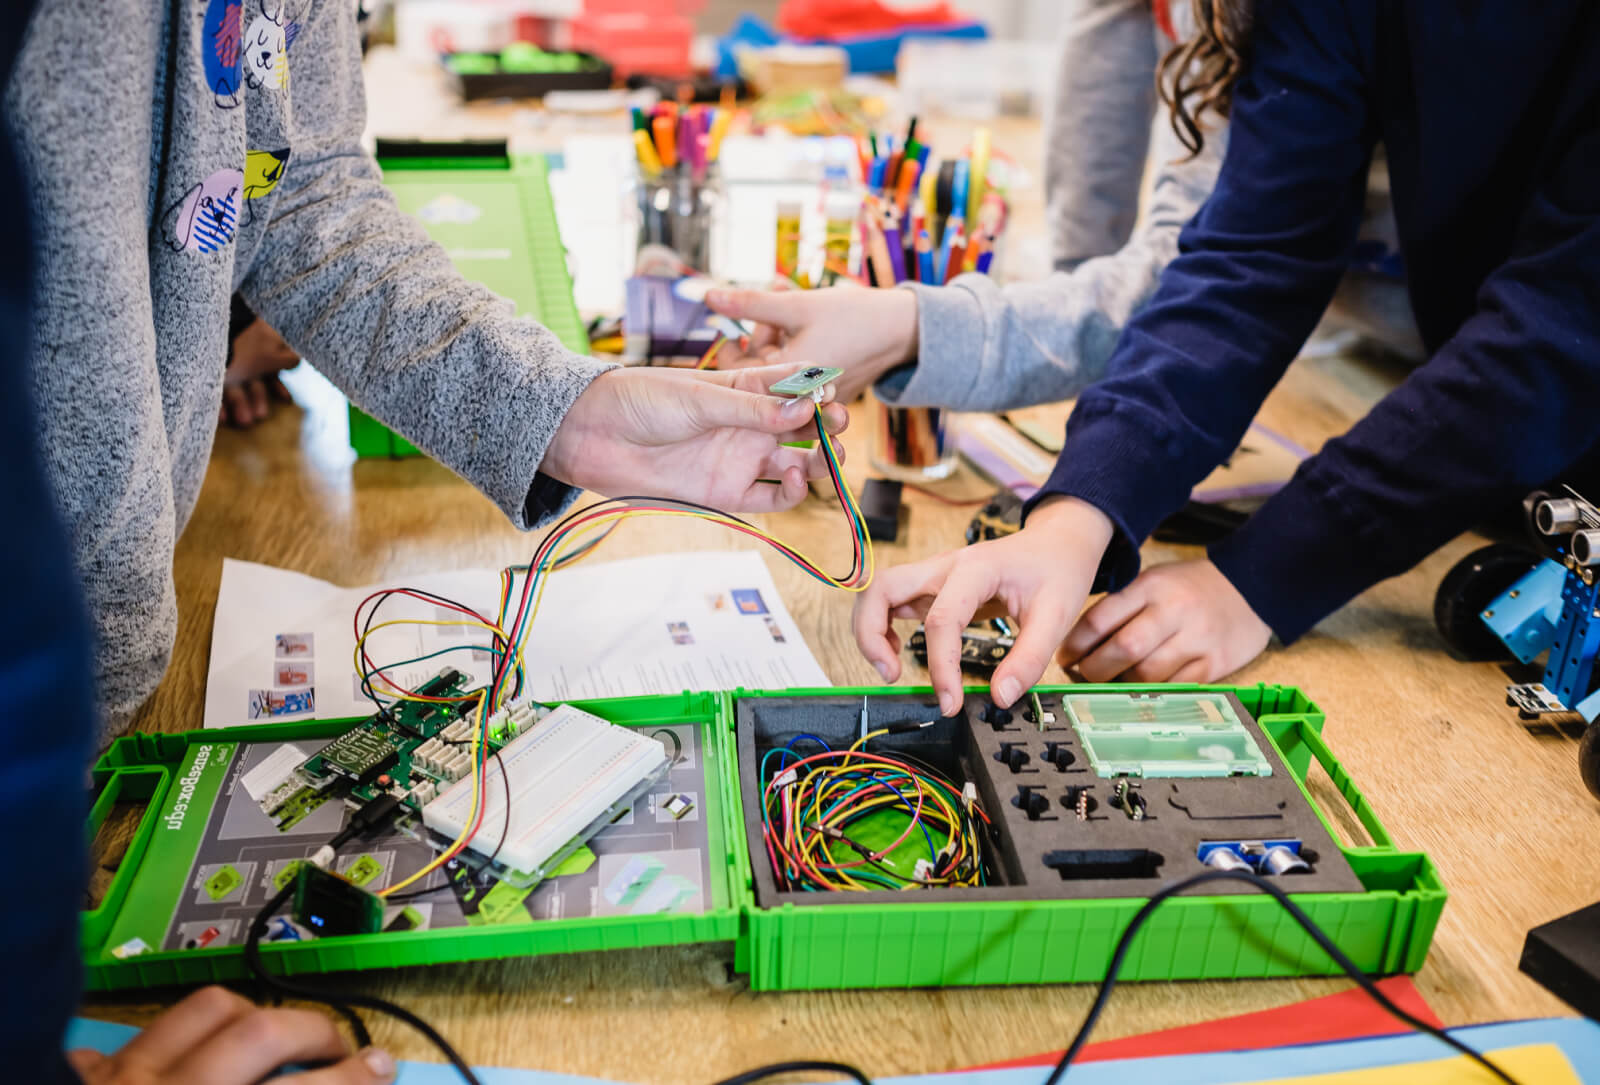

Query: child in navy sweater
left=852, top=0, right=1600, bottom=713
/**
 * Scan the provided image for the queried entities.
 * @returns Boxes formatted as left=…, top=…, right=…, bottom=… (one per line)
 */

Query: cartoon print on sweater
left=243, top=0, right=299, bottom=91
left=164, top=168, right=243, bottom=254
left=244, top=148, right=290, bottom=199
left=203, top=0, right=245, bottom=108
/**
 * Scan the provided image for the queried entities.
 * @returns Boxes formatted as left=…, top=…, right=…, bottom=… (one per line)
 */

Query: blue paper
left=65, top=1015, right=1600, bottom=1085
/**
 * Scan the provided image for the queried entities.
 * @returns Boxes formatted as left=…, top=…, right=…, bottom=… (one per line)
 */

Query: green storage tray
left=81, top=684, right=1445, bottom=993
left=348, top=151, right=588, bottom=459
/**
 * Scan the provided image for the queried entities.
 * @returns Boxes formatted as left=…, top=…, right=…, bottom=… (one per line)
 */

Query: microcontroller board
left=256, top=668, right=523, bottom=830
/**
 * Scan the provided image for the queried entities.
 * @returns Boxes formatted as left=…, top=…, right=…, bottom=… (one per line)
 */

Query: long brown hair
left=1156, top=0, right=1256, bottom=157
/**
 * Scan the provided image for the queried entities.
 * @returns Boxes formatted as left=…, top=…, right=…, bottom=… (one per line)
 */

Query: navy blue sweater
left=1034, top=0, right=1600, bottom=641
left=1, top=3, right=97, bottom=1081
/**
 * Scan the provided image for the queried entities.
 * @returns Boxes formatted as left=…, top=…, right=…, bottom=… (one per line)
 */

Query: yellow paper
left=1240, top=1043, right=1576, bottom=1085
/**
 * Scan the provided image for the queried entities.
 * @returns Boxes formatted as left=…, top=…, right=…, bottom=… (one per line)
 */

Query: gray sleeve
left=1044, top=0, right=1162, bottom=269
left=883, top=108, right=1227, bottom=414
left=239, top=1, right=614, bottom=529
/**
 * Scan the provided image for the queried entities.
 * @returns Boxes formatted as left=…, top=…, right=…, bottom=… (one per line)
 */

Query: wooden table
left=88, top=350, right=1594, bottom=1081
left=83, top=54, right=1595, bottom=1082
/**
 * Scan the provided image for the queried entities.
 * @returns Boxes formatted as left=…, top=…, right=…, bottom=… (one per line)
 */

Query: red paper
left=778, top=0, right=964, bottom=39
left=966, top=977, right=1442, bottom=1071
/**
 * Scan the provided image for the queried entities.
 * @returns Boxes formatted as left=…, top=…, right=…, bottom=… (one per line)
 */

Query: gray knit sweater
left=8, top=0, right=613, bottom=740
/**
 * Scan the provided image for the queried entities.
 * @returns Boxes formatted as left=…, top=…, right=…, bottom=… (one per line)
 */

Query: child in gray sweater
left=8, top=0, right=842, bottom=745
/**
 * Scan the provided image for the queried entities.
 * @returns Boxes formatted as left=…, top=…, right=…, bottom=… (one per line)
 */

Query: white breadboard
left=421, top=704, right=668, bottom=880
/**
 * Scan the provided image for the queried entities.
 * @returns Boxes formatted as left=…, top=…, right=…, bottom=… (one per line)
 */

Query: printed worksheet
left=203, top=551, right=830, bottom=729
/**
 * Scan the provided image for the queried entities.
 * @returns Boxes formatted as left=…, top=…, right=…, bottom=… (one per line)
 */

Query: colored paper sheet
left=1244, top=1043, right=1576, bottom=1085
left=65, top=1017, right=1600, bottom=1085
left=887, top=1019, right=1600, bottom=1085
left=973, top=977, right=1441, bottom=1070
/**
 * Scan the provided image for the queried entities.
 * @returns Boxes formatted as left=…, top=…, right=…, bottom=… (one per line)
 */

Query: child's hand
left=853, top=497, right=1115, bottom=715
left=1057, top=559, right=1272, bottom=682
left=540, top=363, right=849, bottom=514
left=222, top=317, right=299, bottom=427
left=706, top=284, right=918, bottom=404
left=69, top=986, right=394, bottom=1085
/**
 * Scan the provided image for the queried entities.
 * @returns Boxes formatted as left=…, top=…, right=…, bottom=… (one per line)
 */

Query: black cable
left=384, top=741, right=513, bottom=904
left=710, top=1060, right=872, bottom=1085
left=1040, top=869, right=1523, bottom=1085
left=245, top=859, right=484, bottom=1085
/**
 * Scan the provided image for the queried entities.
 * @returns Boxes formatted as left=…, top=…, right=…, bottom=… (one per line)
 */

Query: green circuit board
left=260, top=669, right=498, bottom=829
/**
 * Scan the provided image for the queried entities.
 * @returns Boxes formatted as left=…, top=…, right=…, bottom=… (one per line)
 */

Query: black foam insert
left=737, top=691, right=1367, bottom=908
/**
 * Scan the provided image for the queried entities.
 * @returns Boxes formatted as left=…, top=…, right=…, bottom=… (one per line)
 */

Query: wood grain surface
left=77, top=57, right=1597, bottom=1082
left=82, top=353, right=1596, bottom=1081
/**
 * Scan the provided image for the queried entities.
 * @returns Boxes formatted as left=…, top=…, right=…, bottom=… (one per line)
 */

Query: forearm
left=883, top=117, right=1225, bottom=414
left=239, top=0, right=613, bottom=528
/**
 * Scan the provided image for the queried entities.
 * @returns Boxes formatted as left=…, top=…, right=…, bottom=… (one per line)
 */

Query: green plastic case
left=82, top=685, right=1445, bottom=993
left=348, top=152, right=589, bottom=459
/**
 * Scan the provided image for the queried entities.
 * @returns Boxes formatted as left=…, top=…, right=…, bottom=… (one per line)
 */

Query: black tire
left=1433, top=543, right=1541, bottom=661
left=1581, top=722, right=1600, bottom=801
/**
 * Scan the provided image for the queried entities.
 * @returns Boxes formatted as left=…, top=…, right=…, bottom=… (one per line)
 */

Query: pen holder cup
left=632, top=168, right=723, bottom=276
left=869, top=391, right=959, bottom=481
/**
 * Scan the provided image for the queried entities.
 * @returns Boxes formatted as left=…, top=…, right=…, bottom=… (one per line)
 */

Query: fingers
left=267, top=374, right=294, bottom=402
left=730, top=467, right=809, bottom=514
left=990, top=596, right=1071, bottom=708
left=706, top=288, right=806, bottom=338
left=853, top=555, right=956, bottom=684
left=1125, top=634, right=1205, bottom=682
left=66, top=1049, right=107, bottom=1080
left=281, top=1047, right=397, bottom=1085
left=1057, top=584, right=1148, bottom=668
left=221, top=383, right=252, bottom=427
left=246, top=378, right=270, bottom=420
left=759, top=442, right=843, bottom=485
left=1169, top=658, right=1213, bottom=683
left=686, top=382, right=821, bottom=437
left=178, top=1003, right=350, bottom=1084
left=114, top=986, right=255, bottom=1074
left=1075, top=608, right=1180, bottom=683
left=921, top=558, right=1002, bottom=716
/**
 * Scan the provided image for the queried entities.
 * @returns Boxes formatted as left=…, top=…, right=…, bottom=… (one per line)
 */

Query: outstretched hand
left=706, top=284, right=919, bottom=404
left=853, top=497, right=1114, bottom=714
left=69, top=986, right=394, bottom=1085
left=539, top=363, right=849, bottom=514
left=1058, top=558, right=1272, bottom=683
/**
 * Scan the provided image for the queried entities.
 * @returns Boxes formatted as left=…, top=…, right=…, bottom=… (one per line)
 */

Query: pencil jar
left=633, top=165, right=723, bottom=276
left=870, top=395, right=958, bottom=481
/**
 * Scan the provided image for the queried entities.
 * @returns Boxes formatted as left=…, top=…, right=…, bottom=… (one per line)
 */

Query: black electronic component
left=859, top=479, right=905, bottom=543
left=1521, top=900, right=1600, bottom=1019
left=908, top=624, right=1014, bottom=674
left=964, top=490, right=1023, bottom=545
left=417, top=669, right=465, bottom=697
left=1060, top=786, right=1097, bottom=820
left=292, top=864, right=385, bottom=938
left=1151, top=500, right=1250, bottom=546
left=994, top=742, right=1031, bottom=774
left=1109, top=779, right=1147, bottom=821
left=1012, top=785, right=1053, bottom=821
left=1043, top=742, right=1076, bottom=771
